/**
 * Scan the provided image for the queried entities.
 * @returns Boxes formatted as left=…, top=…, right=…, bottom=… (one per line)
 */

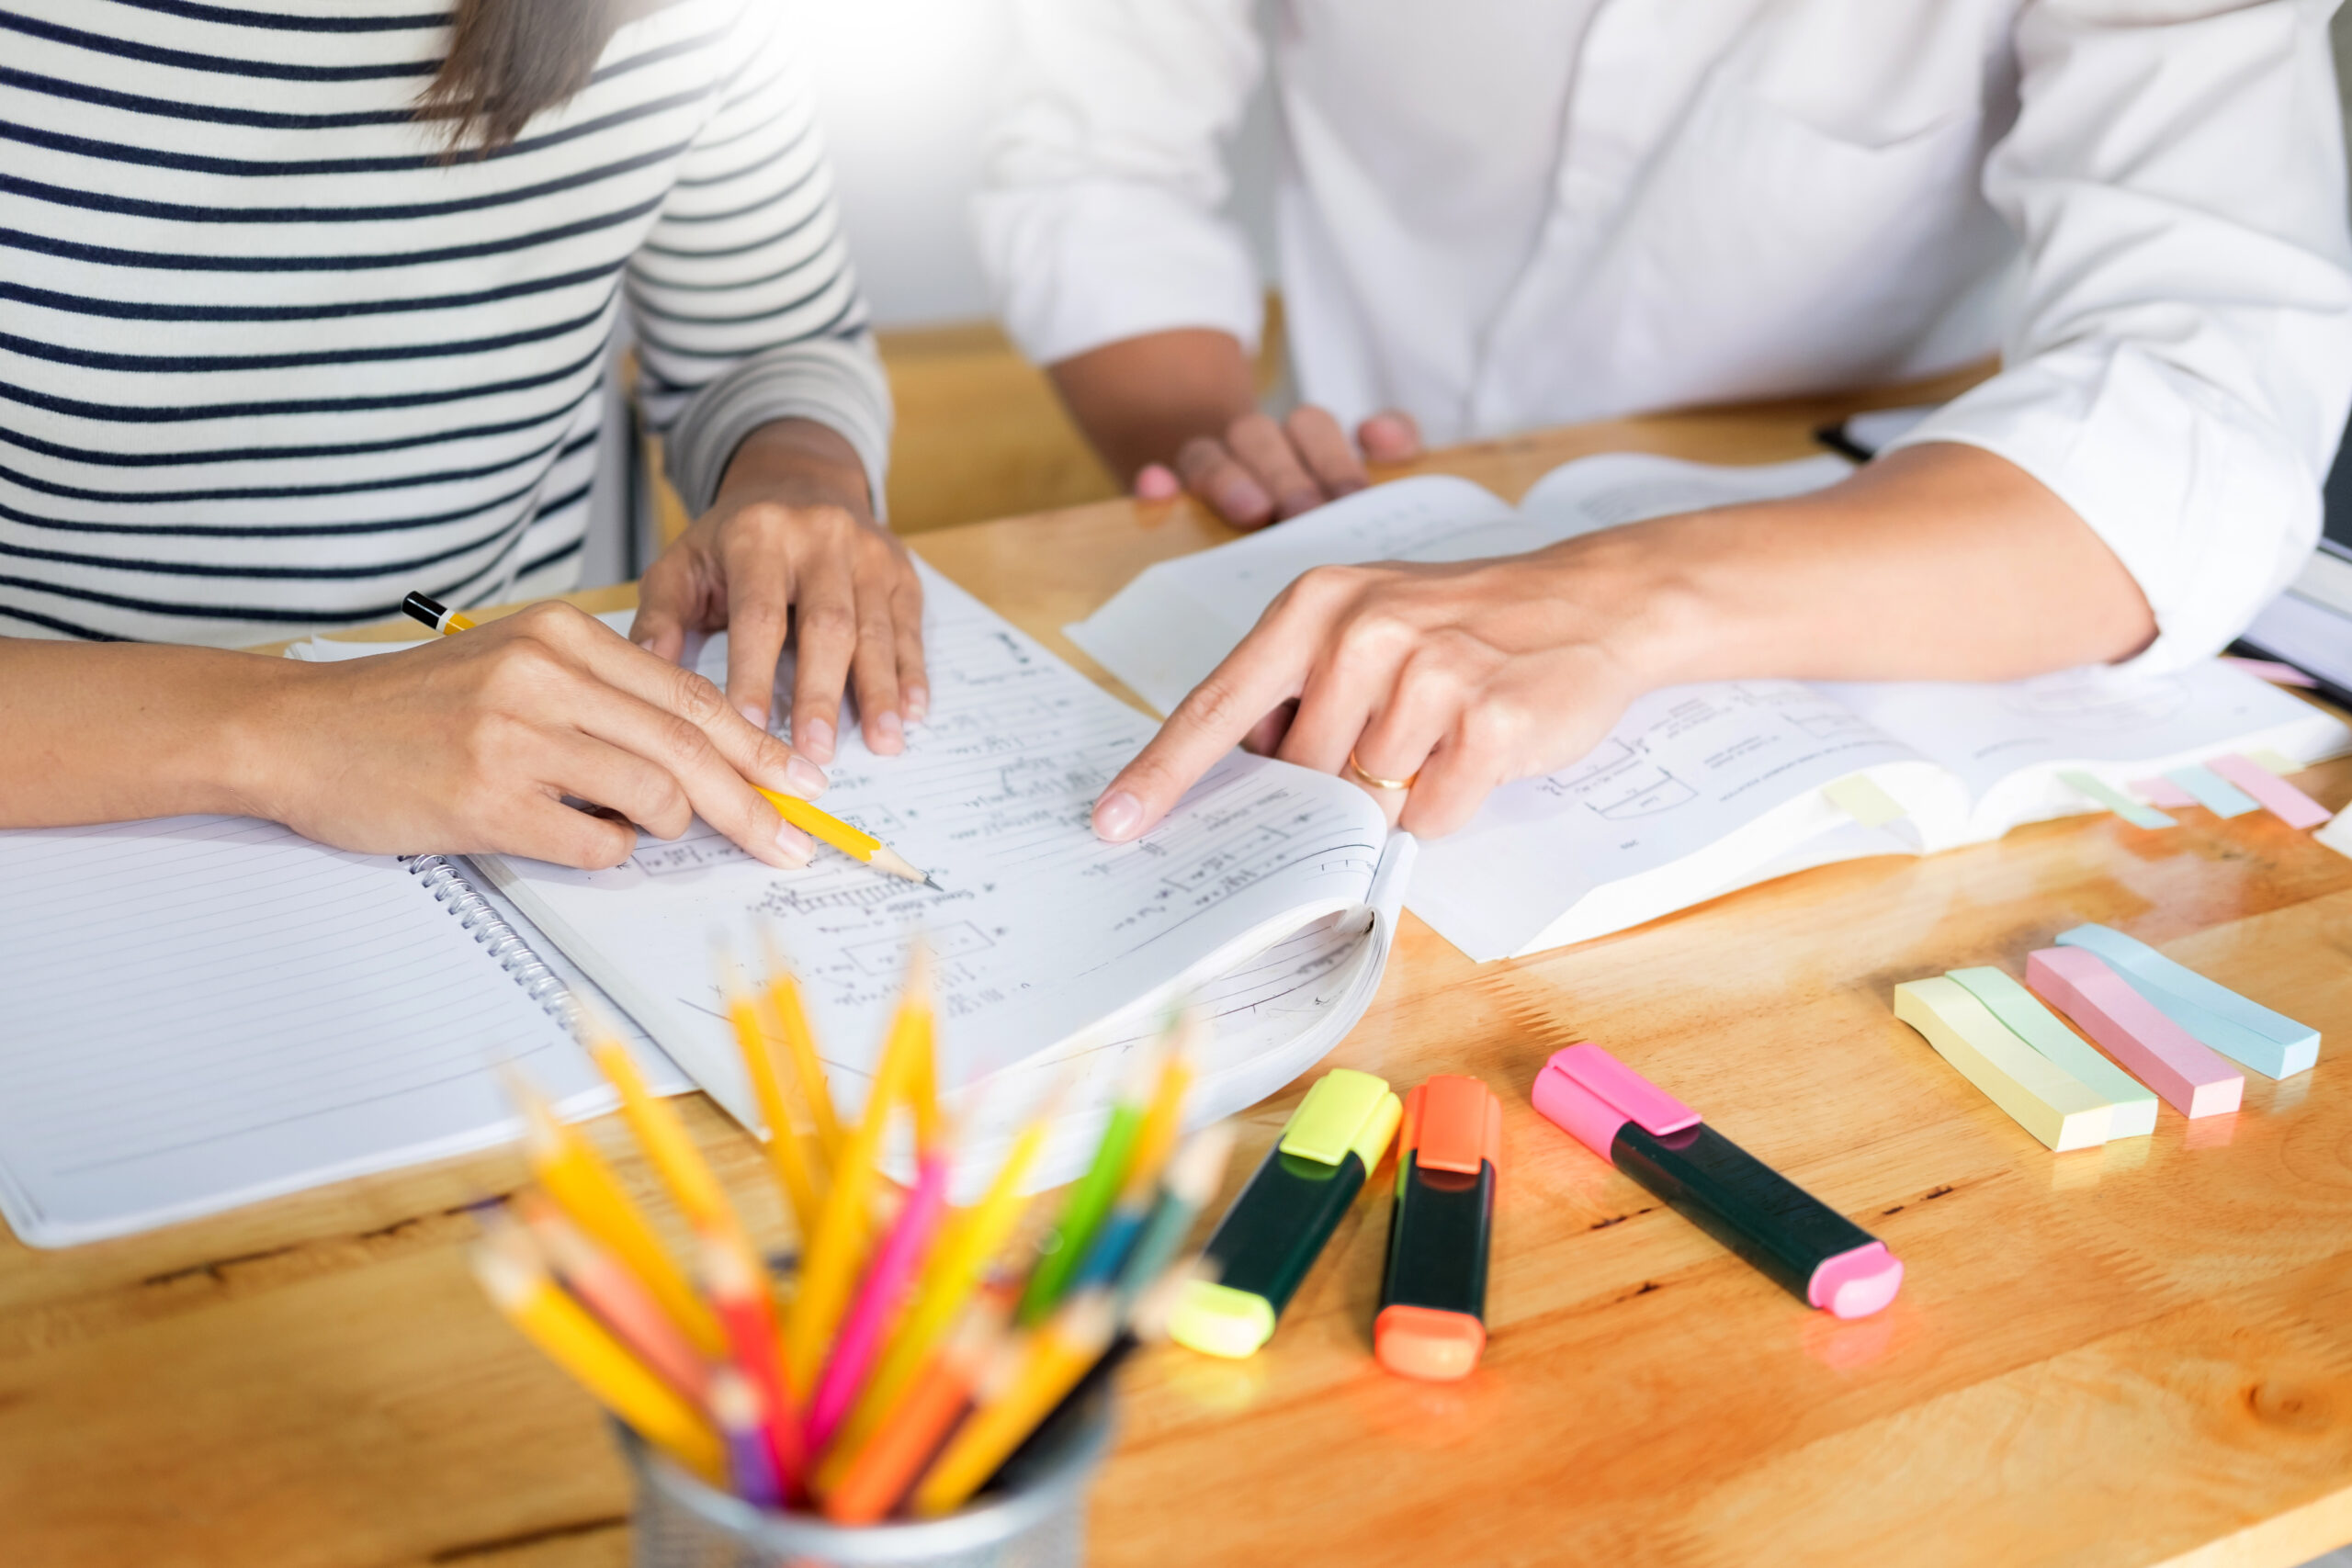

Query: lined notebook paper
left=0, top=816, right=648, bottom=1247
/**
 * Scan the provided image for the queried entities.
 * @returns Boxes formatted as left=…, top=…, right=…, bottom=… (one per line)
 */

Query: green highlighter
left=1169, top=1069, right=1401, bottom=1359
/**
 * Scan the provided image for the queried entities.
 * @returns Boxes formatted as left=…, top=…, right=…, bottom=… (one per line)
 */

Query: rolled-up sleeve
left=974, top=0, right=1267, bottom=367
left=627, top=10, right=892, bottom=519
left=1883, top=0, right=2352, bottom=670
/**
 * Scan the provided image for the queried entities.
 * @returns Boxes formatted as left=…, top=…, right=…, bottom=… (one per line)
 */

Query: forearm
left=1047, top=329, right=1259, bottom=483
left=0, top=641, right=291, bottom=827
left=1607, top=443, right=2157, bottom=687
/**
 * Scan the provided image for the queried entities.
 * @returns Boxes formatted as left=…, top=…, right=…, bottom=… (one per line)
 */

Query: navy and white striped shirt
left=1, top=0, right=890, bottom=647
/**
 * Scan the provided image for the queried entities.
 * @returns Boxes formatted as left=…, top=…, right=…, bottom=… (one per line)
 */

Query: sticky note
left=2163, top=765, right=2259, bottom=819
left=2130, top=777, right=2196, bottom=809
left=1894, top=978, right=2112, bottom=1150
left=2025, top=948, right=2243, bottom=1118
left=2054, top=924, right=2318, bottom=1079
left=2057, top=770, right=2177, bottom=830
left=2245, top=748, right=2304, bottom=776
left=1824, top=774, right=1906, bottom=828
left=2318, top=810, right=2352, bottom=859
left=1945, top=966, right=2158, bottom=1138
left=2208, top=753, right=2333, bottom=829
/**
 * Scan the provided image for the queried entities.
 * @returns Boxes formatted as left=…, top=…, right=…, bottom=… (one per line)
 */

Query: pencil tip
left=923, top=874, right=942, bottom=891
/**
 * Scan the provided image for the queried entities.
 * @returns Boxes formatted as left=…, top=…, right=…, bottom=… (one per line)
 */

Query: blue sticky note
left=2163, top=765, right=2260, bottom=820
left=2054, top=924, right=2318, bottom=1078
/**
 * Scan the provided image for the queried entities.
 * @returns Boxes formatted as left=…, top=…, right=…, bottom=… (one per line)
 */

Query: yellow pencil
left=512, top=1077, right=725, bottom=1358
left=1125, top=1024, right=1199, bottom=1198
left=470, top=1235, right=726, bottom=1484
left=718, top=951, right=824, bottom=1242
left=759, top=923, right=844, bottom=1168
left=910, top=1291, right=1116, bottom=1517
left=399, top=588, right=935, bottom=888
left=585, top=1033, right=742, bottom=1242
left=815, top=1078, right=1063, bottom=1488
left=786, top=941, right=931, bottom=1392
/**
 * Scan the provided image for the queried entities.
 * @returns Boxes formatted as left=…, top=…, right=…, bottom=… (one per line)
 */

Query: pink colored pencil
left=515, top=1193, right=710, bottom=1405
left=807, top=1149, right=954, bottom=1454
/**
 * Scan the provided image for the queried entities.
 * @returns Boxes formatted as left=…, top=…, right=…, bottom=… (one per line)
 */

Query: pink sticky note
left=2025, top=948, right=2243, bottom=1119
left=2130, top=777, right=2197, bottom=809
left=2207, top=753, right=2333, bottom=829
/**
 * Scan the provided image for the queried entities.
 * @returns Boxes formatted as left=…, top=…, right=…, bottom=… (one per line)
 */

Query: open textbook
left=1069, top=453, right=2351, bottom=963
left=467, top=564, right=1413, bottom=1194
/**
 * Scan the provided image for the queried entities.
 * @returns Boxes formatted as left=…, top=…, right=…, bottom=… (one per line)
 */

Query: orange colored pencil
left=822, top=1293, right=1009, bottom=1524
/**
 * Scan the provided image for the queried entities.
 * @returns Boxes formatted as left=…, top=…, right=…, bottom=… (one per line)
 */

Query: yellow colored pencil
left=786, top=941, right=931, bottom=1392
left=512, top=1077, right=724, bottom=1358
left=759, top=924, right=844, bottom=1168
left=1124, top=1035, right=1196, bottom=1201
left=719, top=951, right=823, bottom=1242
left=815, top=1080, right=1062, bottom=1489
left=752, top=786, right=939, bottom=888
left=910, top=1291, right=1116, bottom=1517
left=586, top=1034, right=741, bottom=1241
left=470, top=1235, right=726, bottom=1484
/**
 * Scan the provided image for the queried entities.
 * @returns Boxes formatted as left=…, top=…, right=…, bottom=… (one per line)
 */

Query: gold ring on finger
left=1346, top=749, right=1418, bottom=793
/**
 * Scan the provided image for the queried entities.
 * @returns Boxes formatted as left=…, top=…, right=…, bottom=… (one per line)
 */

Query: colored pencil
left=702, top=1228, right=806, bottom=1499
left=910, top=1292, right=1118, bottom=1517
left=808, top=1146, right=953, bottom=1454
left=586, top=1033, right=741, bottom=1239
left=1018, top=1046, right=1160, bottom=1322
left=816, top=1079, right=1065, bottom=1492
left=760, top=922, right=844, bottom=1167
left=718, top=949, right=824, bottom=1241
left=470, top=1236, right=725, bottom=1484
left=822, top=1294, right=1010, bottom=1525
left=511, top=1076, right=724, bottom=1358
left=709, top=1367, right=784, bottom=1508
left=1068, top=1039, right=1197, bottom=1293
left=513, top=1193, right=710, bottom=1405
left=1111, top=1122, right=1234, bottom=1310
left=787, top=941, right=931, bottom=1392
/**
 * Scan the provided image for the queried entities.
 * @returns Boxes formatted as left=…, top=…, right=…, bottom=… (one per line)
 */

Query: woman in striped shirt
left=0, top=0, right=919, bottom=871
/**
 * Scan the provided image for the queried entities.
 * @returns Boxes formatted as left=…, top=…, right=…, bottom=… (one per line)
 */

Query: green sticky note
left=1825, top=774, right=1906, bottom=828
left=2058, top=770, right=2177, bottom=830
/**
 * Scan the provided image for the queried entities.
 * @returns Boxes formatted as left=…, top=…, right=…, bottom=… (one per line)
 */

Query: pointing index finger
left=1091, top=614, right=1317, bottom=842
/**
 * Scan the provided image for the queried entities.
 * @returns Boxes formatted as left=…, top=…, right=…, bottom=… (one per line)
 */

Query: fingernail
left=1092, top=790, right=1142, bottom=841
left=906, top=687, right=930, bottom=722
left=874, top=712, right=903, bottom=752
left=798, top=716, right=834, bottom=761
left=738, top=703, right=767, bottom=730
left=1222, top=479, right=1271, bottom=519
left=775, top=819, right=814, bottom=866
left=784, top=755, right=829, bottom=797
left=1135, top=465, right=1181, bottom=501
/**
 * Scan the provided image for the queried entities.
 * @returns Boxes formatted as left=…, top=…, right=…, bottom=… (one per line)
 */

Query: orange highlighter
left=1374, top=1075, right=1500, bottom=1382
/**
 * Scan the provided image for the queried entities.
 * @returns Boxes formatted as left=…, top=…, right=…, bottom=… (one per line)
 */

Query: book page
left=482, top=565, right=1393, bottom=1137
left=1410, top=680, right=1945, bottom=961
left=1819, top=662, right=2352, bottom=840
left=0, top=818, right=597, bottom=1246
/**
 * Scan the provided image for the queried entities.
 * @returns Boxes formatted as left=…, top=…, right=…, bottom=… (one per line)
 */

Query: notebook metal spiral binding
left=404, top=854, right=583, bottom=1035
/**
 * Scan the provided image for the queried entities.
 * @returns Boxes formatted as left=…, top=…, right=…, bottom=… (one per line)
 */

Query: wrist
left=1533, top=520, right=1734, bottom=690
left=715, top=418, right=876, bottom=524
left=202, top=651, right=318, bottom=823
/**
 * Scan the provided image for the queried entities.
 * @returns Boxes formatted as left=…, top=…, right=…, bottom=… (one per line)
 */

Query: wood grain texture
left=12, top=371, right=2349, bottom=1568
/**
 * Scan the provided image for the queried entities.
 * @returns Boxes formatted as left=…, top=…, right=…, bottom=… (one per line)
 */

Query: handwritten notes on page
left=0, top=817, right=601, bottom=1246
left=480, top=565, right=1396, bottom=1179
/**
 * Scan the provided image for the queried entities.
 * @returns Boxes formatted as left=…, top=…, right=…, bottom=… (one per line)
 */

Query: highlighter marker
left=1376, top=1075, right=1500, bottom=1382
left=1170, top=1068, right=1402, bottom=1359
left=1532, top=1044, right=1902, bottom=1319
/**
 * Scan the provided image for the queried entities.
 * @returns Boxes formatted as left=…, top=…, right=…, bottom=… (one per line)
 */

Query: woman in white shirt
left=977, top=0, right=2352, bottom=843
left=0, top=0, right=922, bottom=870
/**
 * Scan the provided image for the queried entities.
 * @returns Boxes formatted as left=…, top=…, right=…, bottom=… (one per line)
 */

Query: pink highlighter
left=1532, top=1044, right=1903, bottom=1319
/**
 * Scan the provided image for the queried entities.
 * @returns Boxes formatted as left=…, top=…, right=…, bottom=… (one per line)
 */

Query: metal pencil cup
left=617, top=1393, right=1113, bottom=1568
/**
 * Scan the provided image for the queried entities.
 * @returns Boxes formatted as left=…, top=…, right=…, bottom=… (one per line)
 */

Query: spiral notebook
left=0, top=817, right=684, bottom=1247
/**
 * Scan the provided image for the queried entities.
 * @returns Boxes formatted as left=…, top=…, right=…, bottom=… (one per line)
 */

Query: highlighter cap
left=1532, top=1044, right=1701, bottom=1157
left=1169, top=1278, right=1279, bottom=1359
left=1279, top=1068, right=1403, bottom=1172
left=1400, top=1075, right=1502, bottom=1175
left=1374, top=1303, right=1487, bottom=1382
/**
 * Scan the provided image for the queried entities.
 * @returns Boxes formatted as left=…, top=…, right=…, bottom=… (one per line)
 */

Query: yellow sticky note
left=1824, top=774, right=1906, bottom=829
left=1894, top=977, right=2112, bottom=1151
left=2245, top=748, right=2302, bottom=777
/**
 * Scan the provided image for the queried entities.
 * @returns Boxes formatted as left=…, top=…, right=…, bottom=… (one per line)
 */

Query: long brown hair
left=418, top=0, right=664, bottom=151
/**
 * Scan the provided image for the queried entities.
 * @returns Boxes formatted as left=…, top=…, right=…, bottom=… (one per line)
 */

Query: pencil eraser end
left=1374, top=1303, right=1486, bottom=1382
left=1169, top=1279, right=1277, bottom=1359
left=1806, top=1242, right=1903, bottom=1319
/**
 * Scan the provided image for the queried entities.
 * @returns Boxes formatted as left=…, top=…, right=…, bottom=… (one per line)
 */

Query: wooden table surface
left=9, top=371, right=2352, bottom=1568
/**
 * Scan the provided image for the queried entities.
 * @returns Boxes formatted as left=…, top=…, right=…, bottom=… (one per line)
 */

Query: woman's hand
left=1090, top=537, right=1676, bottom=841
left=629, top=419, right=926, bottom=765
left=255, top=603, right=831, bottom=870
